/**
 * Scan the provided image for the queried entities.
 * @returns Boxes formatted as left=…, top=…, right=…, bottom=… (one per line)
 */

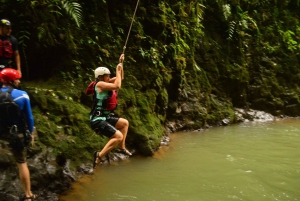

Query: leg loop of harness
left=9, top=125, right=31, bottom=151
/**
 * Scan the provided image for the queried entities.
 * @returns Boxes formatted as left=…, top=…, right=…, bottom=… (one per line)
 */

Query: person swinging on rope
left=86, top=54, right=132, bottom=169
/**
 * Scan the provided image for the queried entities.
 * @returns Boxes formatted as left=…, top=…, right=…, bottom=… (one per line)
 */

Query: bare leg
left=17, top=162, right=33, bottom=198
left=115, top=118, right=129, bottom=149
left=96, top=131, right=123, bottom=163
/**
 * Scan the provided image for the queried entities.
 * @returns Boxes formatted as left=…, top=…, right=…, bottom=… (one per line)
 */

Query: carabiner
left=9, top=125, right=18, bottom=134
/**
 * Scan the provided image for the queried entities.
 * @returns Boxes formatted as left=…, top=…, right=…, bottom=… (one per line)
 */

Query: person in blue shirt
left=0, top=68, right=36, bottom=201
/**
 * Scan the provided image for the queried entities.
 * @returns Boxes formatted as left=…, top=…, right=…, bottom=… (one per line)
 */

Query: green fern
left=227, top=21, right=236, bottom=40
left=257, top=0, right=270, bottom=6
left=194, top=2, right=205, bottom=30
left=245, top=15, right=260, bottom=34
left=222, top=4, right=231, bottom=20
left=60, top=0, right=83, bottom=28
left=37, top=27, right=46, bottom=41
left=18, top=20, right=31, bottom=47
left=279, top=30, right=298, bottom=52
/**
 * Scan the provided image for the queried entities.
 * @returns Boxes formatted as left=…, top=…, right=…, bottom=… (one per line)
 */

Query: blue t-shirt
left=1, top=87, right=34, bottom=133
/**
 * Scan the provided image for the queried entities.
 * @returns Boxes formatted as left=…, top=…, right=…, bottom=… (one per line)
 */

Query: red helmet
left=0, top=68, right=21, bottom=82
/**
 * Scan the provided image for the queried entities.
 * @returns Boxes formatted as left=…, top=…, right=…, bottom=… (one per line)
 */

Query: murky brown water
left=60, top=118, right=300, bottom=201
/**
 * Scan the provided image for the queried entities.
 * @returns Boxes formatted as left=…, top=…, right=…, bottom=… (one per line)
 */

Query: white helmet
left=94, top=67, right=111, bottom=78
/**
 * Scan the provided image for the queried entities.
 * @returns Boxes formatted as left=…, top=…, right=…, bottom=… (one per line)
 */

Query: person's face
left=13, top=79, right=20, bottom=87
left=0, top=26, right=11, bottom=36
left=103, top=74, right=110, bottom=82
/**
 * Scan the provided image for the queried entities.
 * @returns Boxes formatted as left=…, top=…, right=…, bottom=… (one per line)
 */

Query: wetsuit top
left=0, top=87, right=34, bottom=133
left=0, top=35, right=19, bottom=67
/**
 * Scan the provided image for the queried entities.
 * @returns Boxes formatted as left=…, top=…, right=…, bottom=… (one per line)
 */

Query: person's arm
left=14, top=51, right=21, bottom=75
left=10, top=36, right=21, bottom=75
left=108, top=77, right=116, bottom=83
left=23, top=93, right=34, bottom=133
left=97, top=63, right=122, bottom=91
left=119, top=54, right=125, bottom=80
left=23, top=94, right=35, bottom=141
left=97, top=54, right=125, bottom=91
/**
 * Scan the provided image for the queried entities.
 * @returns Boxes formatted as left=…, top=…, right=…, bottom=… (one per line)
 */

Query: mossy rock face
left=22, top=75, right=167, bottom=160
left=22, top=84, right=107, bottom=166
left=119, top=88, right=166, bottom=155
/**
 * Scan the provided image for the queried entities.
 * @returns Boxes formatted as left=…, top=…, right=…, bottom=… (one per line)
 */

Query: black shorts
left=0, top=133, right=27, bottom=163
left=90, top=115, right=119, bottom=138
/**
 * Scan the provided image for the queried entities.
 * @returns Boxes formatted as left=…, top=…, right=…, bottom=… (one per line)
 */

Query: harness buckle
left=95, top=111, right=102, bottom=117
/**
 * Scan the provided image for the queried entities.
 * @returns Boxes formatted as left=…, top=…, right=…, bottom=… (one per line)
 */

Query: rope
left=121, top=0, right=140, bottom=80
left=122, top=0, right=140, bottom=54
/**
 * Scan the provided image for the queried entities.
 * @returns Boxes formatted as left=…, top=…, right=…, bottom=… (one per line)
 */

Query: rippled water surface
left=60, top=119, right=300, bottom=201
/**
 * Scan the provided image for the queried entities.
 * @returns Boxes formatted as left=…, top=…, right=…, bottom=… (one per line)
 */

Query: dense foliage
left=1, top=1, right=300, bottom=199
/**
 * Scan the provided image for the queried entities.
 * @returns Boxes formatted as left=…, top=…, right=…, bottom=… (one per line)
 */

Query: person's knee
left=114, top=131, right=123, bottom=142
left=115, top=118, right=129, bottom=130
left=124, top=119, right=129, bottom=127
left=120, top=118, right=129, bottom=128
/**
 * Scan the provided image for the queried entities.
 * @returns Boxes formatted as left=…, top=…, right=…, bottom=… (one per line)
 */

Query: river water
left=60, top=118, right=300, bottom=201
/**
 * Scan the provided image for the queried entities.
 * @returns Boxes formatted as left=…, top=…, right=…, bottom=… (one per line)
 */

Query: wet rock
left=160, top=136, right=170, bottom=146
left=0, top=137, right=74, bottom=201
left=166, top=121, right=184, bottom=133
left=222, top=118, right=230, bottom=125
left=0, top=193, right=20, bottom=201
left=192, top=128, right=204, bottom=132
left=234, top=108, right=274, bottom=122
